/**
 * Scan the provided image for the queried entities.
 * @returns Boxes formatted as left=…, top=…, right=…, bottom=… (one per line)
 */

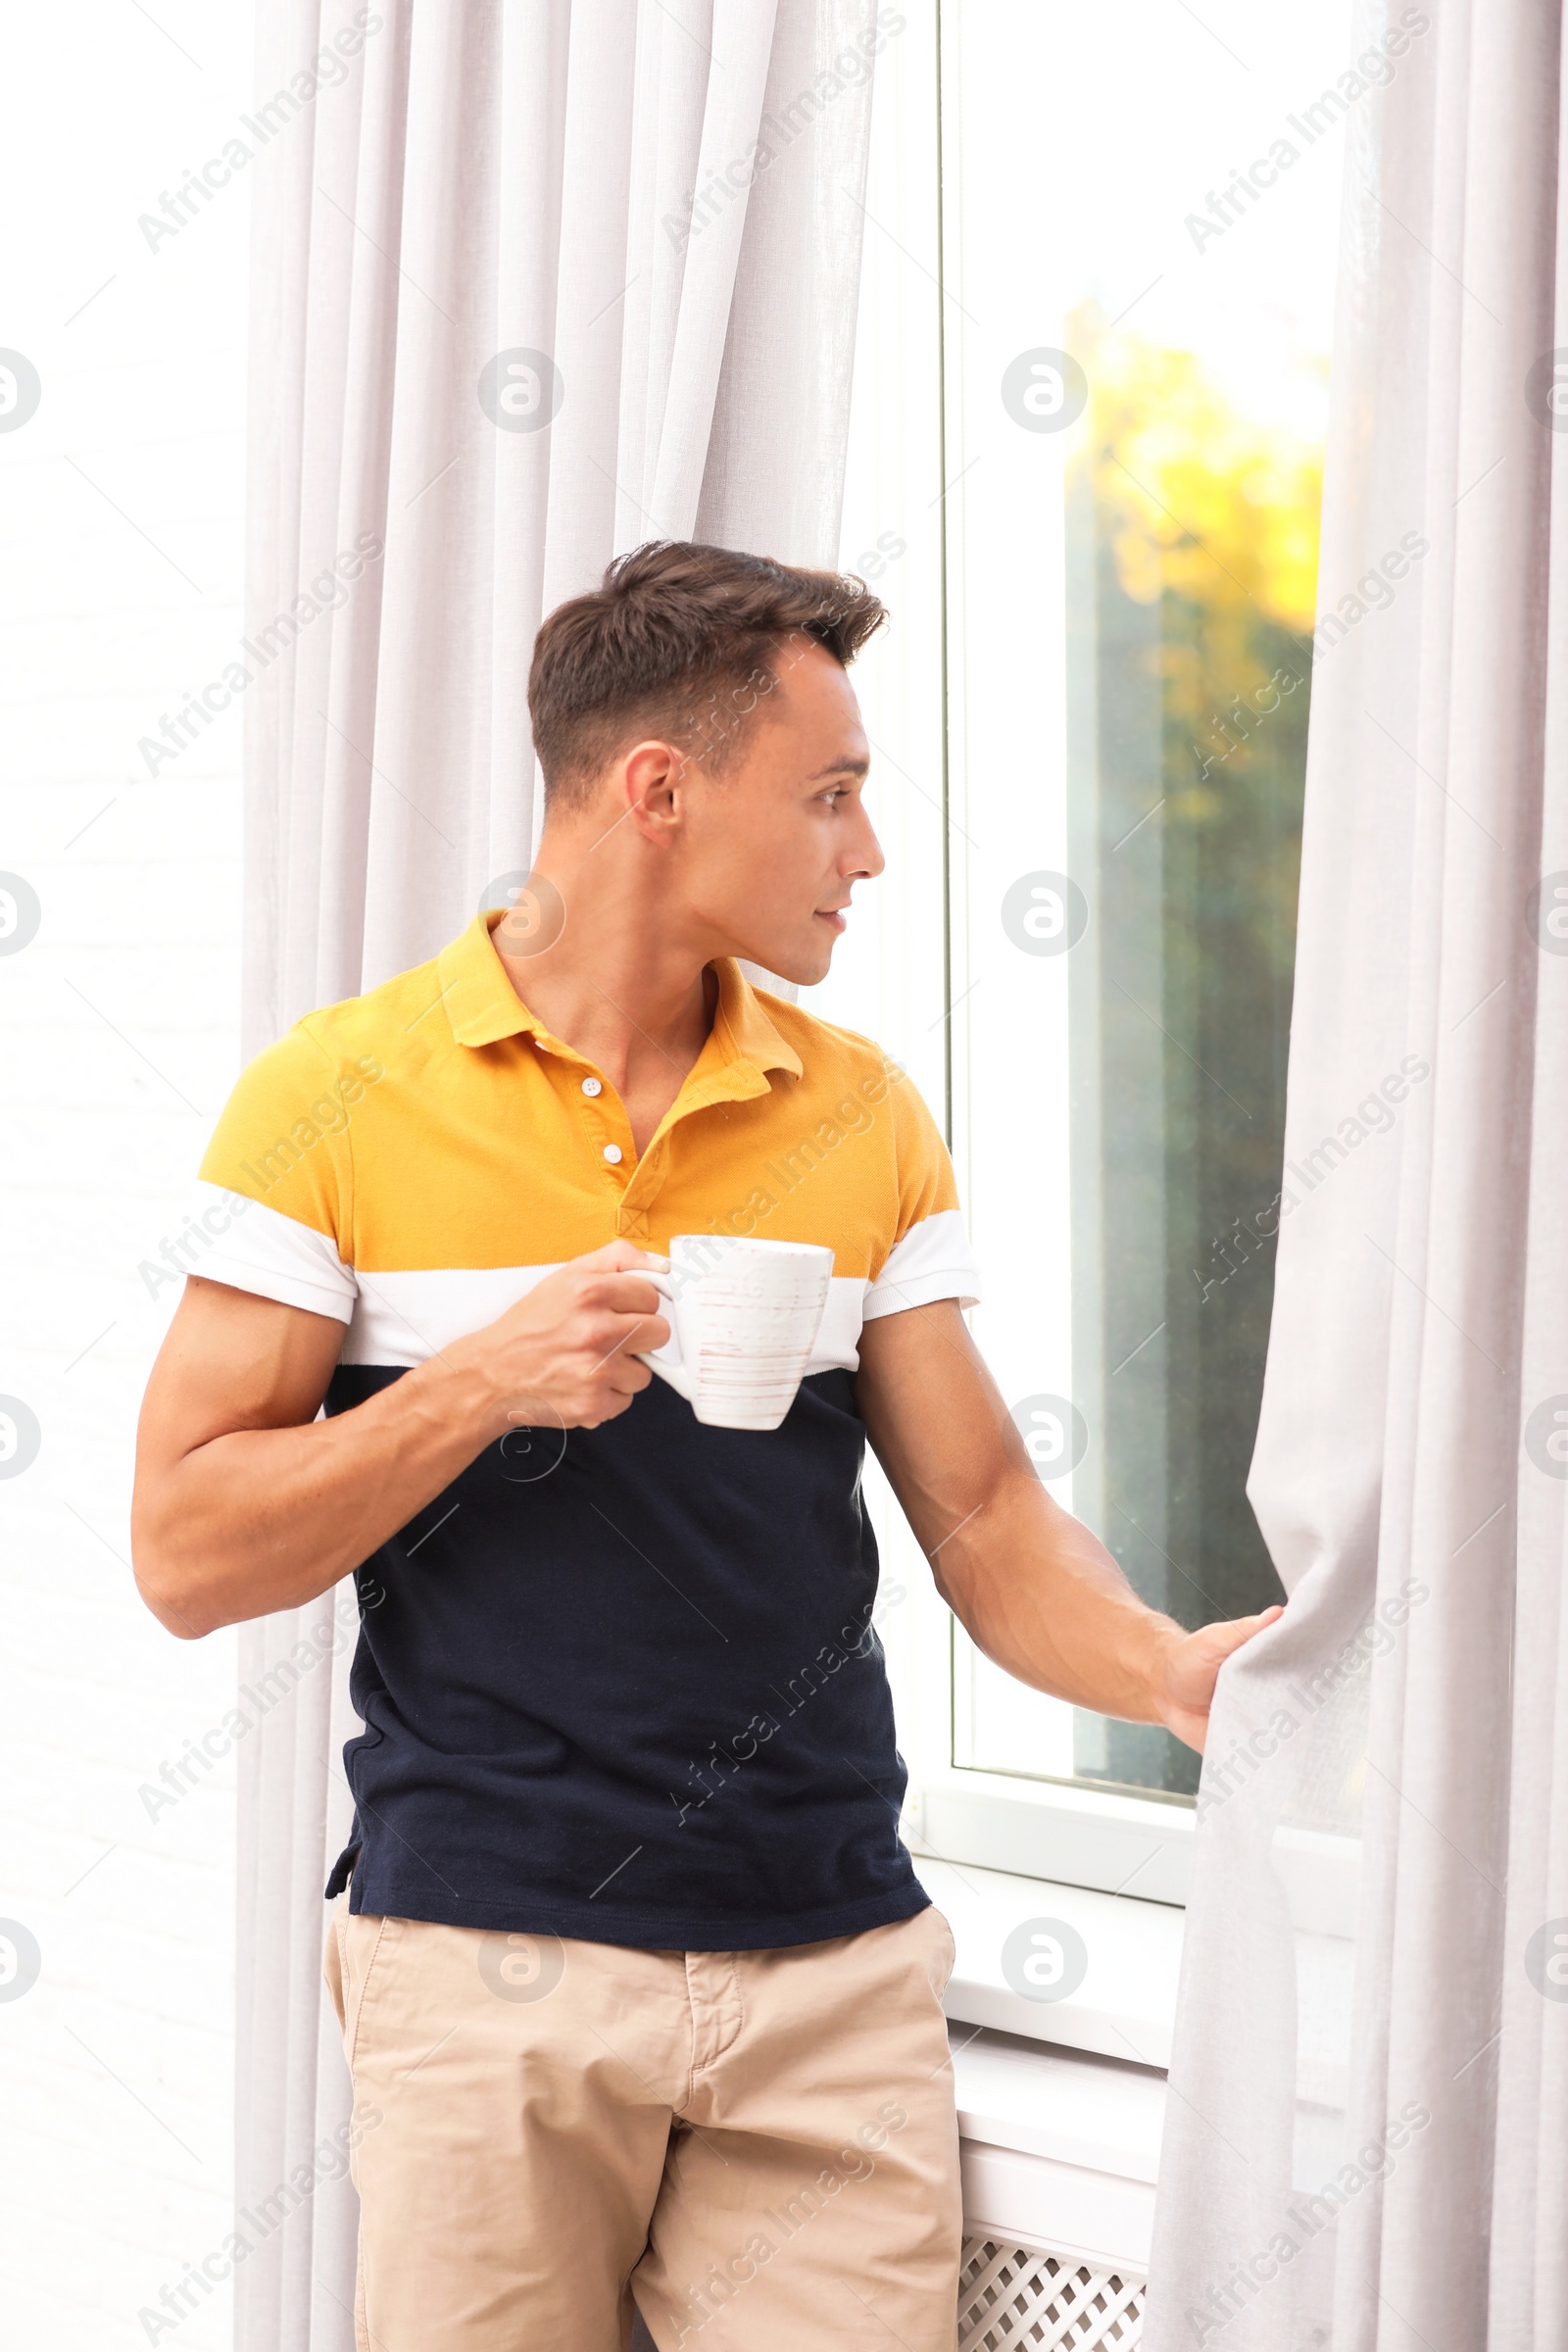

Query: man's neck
left=492, top=832, right=721, bottom=1152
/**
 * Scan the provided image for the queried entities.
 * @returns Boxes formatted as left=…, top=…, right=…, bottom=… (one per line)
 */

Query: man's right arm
left=130, top=1242, right=669, bottom=1640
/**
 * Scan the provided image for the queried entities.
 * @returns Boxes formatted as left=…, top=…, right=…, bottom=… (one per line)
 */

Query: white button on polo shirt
left=603, top=1144, right=623, bottom=1164
left=581, top=1076, right=602, bottom=1097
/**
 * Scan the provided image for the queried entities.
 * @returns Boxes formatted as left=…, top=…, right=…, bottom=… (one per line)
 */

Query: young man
left=132, top=541, right=1279, bottom=2352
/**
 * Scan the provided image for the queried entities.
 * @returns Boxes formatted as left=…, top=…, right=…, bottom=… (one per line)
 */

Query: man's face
left=666, top=640, right=885, bottom=986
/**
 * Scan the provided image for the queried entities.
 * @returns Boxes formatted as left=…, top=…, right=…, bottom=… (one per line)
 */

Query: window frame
left=826, top=0, right=1358, bottom=1959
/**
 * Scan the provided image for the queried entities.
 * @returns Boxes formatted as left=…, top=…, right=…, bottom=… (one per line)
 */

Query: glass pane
left=1063, top=319, right=1315, bottom=1794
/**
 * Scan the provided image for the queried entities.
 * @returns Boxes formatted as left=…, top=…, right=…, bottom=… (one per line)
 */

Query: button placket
left=578, top=1079, right=634, bottom=1188
left=533, top=1045, right=632, bottom=1184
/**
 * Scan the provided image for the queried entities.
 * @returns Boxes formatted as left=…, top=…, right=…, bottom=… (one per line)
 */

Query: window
left=823, top=0, right=1352, bottom=1881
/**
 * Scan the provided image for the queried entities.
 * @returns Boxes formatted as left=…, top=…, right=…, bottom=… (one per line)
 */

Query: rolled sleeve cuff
left=179, top=1181, right=357, bottom=1324
left=863, top=1207, right=981, bottom=1321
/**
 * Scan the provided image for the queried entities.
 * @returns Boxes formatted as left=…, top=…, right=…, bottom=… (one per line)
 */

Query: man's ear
left=619, top=737, right=687, bottom=844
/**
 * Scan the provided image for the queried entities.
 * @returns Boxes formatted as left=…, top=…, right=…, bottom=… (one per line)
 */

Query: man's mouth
left=815, top=906, right=849, bottom=933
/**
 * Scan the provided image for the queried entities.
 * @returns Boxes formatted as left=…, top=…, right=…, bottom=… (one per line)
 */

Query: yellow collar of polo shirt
left=435, top=910, right=804, bottom=1085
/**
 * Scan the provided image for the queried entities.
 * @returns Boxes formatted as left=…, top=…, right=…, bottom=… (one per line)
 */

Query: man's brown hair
left=527, top=540, right=887, bottom=809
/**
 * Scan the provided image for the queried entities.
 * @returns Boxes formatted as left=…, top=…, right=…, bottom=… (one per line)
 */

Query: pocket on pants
left=322, top=1893, right=349, bottom=2034
left=339, top=1910, right=398, bottom=2077
left=927, top=1906, right=957, bottom=1998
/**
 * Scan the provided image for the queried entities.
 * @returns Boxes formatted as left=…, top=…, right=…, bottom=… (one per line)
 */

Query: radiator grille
left=957, top=2238, right=1145, bottom=2351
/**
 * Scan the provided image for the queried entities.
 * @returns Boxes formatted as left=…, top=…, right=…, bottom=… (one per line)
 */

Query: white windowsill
left=920, top=1855, right=1183, bottom=2069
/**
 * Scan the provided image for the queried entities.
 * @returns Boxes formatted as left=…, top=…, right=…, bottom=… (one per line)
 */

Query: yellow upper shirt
left=194, top=909, right=979, bottom=1372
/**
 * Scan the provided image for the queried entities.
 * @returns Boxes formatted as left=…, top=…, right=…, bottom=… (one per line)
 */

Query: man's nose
left=847, top=808, right=886, bottom=880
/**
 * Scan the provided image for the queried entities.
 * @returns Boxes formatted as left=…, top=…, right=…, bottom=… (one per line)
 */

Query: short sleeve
left=187, top=1020, right=376, bottom=1323
left=862, top=1064, right=982, bottom=1320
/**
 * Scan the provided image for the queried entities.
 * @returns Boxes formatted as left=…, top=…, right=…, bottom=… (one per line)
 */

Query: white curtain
left=236, top=5, right=880, bottom=2344
left=1145, top=3, right=1568, bottom=2347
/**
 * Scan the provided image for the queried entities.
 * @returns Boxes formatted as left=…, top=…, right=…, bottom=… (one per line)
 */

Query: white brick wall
left=0, top=8, right=256, bottom=2343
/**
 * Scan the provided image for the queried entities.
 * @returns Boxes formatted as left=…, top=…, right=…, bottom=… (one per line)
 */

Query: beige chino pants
left=323, top=1894, right=963, bottom=2351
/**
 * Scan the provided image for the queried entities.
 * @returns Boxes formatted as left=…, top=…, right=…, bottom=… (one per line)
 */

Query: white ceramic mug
left=638, top=1235, right=834, bottom=1431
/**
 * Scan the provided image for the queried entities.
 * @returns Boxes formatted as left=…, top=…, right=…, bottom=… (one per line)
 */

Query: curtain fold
left=238, top=5, right=879, bottom=2344
left=1144, top=5, right=1568, bottom=2348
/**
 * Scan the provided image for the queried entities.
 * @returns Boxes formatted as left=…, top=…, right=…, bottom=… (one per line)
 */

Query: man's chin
left=733, top=938, right=832, bottom=989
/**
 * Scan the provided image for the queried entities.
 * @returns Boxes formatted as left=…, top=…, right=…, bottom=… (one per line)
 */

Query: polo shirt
left=192, top=910, right=981, bottom=1951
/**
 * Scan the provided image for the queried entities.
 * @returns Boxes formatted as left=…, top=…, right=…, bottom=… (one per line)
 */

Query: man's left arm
left=855, top=1298, right=1281, bottom=1752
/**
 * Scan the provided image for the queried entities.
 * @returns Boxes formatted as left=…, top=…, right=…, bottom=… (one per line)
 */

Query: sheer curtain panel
left=236, top=4, right=881, bottom=2344
left=1144, top=3, right=1568, bottom=2347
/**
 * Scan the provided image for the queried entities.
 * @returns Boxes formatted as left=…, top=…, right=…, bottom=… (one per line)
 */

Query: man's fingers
left=591, top=1307, right=670, bottom=1360
left=1204, top=1602, right=1284, bottom=1661
left=592, top=1272, right=672, bottom=1315
left=1165, top=1603, right=1285, bottom=1716
left=1157, top=1609, right=1286, bottom=1755
left=579, top=1240, right=670, bottom=1274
